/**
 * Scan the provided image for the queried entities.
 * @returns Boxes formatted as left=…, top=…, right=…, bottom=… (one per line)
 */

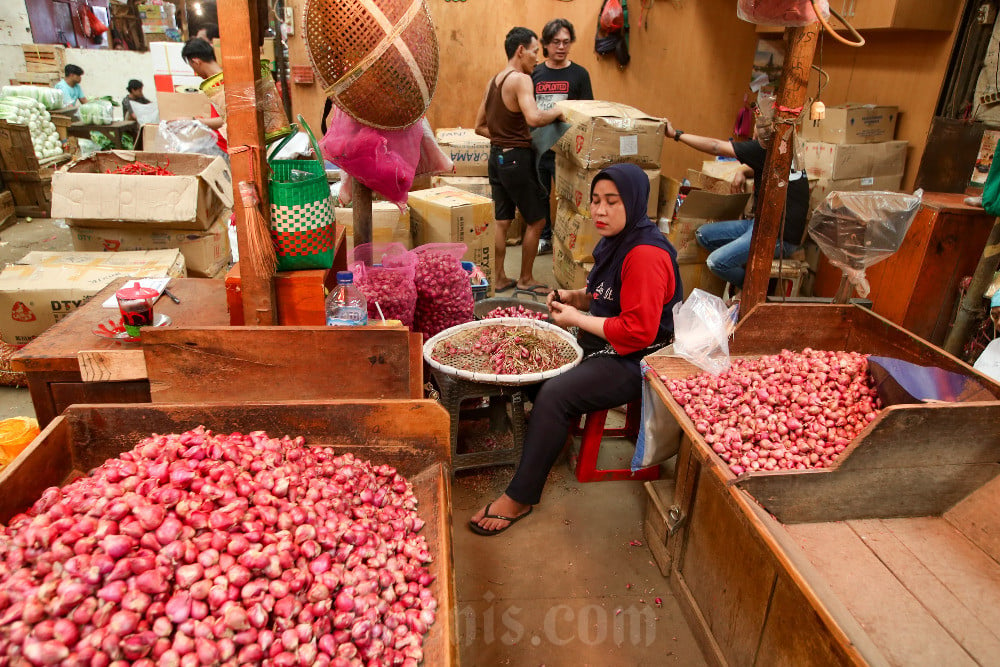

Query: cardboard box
left=678, top=247, right=727, bottom=300
left=68, top=214, right=231, bottom=278
left=686, top=169, right=744, bottom=196
left=157, top=92, right=212, bottom=121
left=430, top=175, right=491, bottom=199
left=808, top=173, right=904, bottom=211
left=657, top=176, right=682, bottom=223
left=803, top=140, right=908, bottom=181
left=435, top=129, right=491, bottom=177
left=334, top=203, right=412, bottom=255
left=408, top=187, right=495, bottom=293
left=554, top=155, right=660, bottom=218
left=0, top=249, right=186, bottom=346
left=52, top=152, right=233, bottom=229
left=800, top=105, right=899, bottom=144
left=670, top=190, right=752, bottom=262
left=140, top=124, right=164, bottom=152
left=553, top=198, right=597, bottom=263
left=554, top=100, right=665, bottom=169
left=552, top=233, right=593, bottom=290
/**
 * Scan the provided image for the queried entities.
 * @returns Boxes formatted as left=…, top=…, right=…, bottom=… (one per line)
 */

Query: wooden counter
left=644, top=303, right=1000, bottom=666
left=813, top=192, right=996, bottom=345
left=11, top=278, right=229, bottom=426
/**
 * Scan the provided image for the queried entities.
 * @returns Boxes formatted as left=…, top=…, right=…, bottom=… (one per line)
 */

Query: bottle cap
left=336, top=271, right=353, bottom=283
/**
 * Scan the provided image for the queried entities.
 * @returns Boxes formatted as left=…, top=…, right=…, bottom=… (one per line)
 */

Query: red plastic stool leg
left=574, top=402, right=659, bottom=483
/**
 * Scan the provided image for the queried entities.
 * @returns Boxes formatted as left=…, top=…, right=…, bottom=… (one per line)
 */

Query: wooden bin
left=0, top=120, right=68, bottom=217
left=21, top=44, right=66, bottom=74
left=0, top=400, right=458, bottom=665
left=644, top=303, right=1000, bottom=666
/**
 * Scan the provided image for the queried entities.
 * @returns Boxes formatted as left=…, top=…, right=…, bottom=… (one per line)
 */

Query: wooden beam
left=740, top=24, right=820, bottom=317
left=353, top=181, right=373, bottom=248
left=77, top=350, right=147, bottom=382
left=219, top=0, right=276, bottom=325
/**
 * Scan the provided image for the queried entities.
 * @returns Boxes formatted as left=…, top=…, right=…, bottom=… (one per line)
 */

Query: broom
left=237, top=180, right=277, bottom=277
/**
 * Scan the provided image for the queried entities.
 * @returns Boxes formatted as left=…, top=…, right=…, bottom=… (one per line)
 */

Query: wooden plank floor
left=786, top=516, right=1000, bottom=666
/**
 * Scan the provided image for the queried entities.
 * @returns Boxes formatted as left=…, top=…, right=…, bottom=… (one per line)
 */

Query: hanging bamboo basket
left=304, top=0, right=439, bottom=130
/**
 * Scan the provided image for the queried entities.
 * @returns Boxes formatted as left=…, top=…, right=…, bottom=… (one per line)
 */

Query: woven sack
left=304, top=0, right=439, bottom=130
left=269, top=116, right=336, bottom=271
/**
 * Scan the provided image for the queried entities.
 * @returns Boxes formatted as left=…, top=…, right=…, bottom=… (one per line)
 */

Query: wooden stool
left=571, top=400, right=659, bottom=482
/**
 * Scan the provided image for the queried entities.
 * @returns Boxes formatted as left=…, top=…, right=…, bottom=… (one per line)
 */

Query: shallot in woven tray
left=423, top=318, right=583, bottom=386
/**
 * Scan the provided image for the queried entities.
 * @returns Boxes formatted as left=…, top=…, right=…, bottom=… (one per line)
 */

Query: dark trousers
left=505, top=354, right=643, bottom=505
left=538, top=151, right=556, bottom=241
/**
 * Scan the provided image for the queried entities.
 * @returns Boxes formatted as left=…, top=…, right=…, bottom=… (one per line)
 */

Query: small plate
left=93, top=313, right=172, bottom=341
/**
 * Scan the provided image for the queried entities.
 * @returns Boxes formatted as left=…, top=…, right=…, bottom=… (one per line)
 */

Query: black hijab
left=581, top=163, right=682, bottom=356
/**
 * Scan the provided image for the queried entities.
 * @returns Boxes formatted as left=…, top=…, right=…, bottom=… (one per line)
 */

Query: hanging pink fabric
left=737, top=0, right=829, bottom=26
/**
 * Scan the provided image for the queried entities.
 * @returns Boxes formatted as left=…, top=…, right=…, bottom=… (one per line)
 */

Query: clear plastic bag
left=807, top=190, right=923, bottom=298
left=79, top=99, right=114, bottom=125
left=737, top=0, right=829, bottom=26
left=158, top=119, right=227, bottom=159
left=351, top=242, right=418, bottom=327
left=671, top=289, right=738, bottom=376
left=129, top=100, right=159, bottom=126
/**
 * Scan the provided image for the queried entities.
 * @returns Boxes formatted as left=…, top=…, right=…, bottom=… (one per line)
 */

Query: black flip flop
left=469, top=503, right=533, bottom=536
left=495, top=279, right=517, bottom=292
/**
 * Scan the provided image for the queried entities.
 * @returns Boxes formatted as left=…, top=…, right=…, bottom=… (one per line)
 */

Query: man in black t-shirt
left=532, top=18, right=593, bottom=254
left=664, top=118, right=809, bottom=291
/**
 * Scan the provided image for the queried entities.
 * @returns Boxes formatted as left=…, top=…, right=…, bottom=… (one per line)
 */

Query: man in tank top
left=475, top=27, right=565, bottom=295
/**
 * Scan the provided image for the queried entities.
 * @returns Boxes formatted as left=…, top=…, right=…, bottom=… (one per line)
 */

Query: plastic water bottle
left=326, top=271, right=368, bottom=326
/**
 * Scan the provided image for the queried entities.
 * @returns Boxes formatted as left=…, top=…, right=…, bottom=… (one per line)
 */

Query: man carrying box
left=665, top=115, right=808, bottom=298
left=475, top=27, right=564, bottom=295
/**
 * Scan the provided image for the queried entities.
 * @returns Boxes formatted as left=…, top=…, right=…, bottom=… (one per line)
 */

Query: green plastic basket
left=268, top=115, right=335, bottom=271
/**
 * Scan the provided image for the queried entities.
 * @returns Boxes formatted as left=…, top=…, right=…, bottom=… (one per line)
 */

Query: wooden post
left=740, top=23, right=820, bottom=318
left=943, top=217, right=1000, bottom=355
left=219, top=0, right=277, bottom=325
left=353, top=181, right=373, bottom=248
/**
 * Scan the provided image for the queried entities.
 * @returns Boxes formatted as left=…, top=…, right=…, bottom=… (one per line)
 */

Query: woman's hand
left=548, top=288, right=589, bottom=312
left=549, top=301, right=583, bottom=329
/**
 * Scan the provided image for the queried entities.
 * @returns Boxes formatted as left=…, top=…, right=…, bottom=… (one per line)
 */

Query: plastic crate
left=462, top=261, right=489, bottom=301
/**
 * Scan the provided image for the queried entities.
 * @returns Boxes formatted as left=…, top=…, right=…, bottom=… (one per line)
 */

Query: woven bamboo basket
left=304, top=0, right=439, bottom=130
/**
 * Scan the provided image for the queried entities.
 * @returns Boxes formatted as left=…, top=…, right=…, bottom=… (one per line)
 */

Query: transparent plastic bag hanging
left=807, top=190, right=923, bottom=299
left=737, top=0, right=829, bottom=26
left=158, top=119, right=227, bottom=159
left=671, top=289, right=739, bottom=376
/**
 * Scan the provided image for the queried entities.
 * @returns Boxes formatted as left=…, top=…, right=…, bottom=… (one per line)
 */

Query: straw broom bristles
left=237, top=181, right=277, bottom=277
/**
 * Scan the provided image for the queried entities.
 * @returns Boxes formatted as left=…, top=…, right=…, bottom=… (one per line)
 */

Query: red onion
left=413, top=245, right=475, bottom=339
left=0, top=429, right=436, bottom=662
left=666, top=348, right=882, bottom=475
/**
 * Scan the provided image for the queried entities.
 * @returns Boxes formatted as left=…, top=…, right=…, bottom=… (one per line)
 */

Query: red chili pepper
left=106, top=161, right=175, bottom=176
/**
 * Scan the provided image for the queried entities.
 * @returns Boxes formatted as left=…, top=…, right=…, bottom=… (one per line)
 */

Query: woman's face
left=591, top=179, right=627, bottom=237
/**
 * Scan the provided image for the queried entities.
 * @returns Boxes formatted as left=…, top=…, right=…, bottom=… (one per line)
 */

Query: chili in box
left=51, top=151, right=232, bottom=230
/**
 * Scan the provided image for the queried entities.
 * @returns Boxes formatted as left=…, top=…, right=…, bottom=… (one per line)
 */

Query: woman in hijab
left=470, top=162, right=682, bottom=535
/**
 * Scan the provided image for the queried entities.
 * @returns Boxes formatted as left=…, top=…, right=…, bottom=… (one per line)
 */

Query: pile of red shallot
left=355, top=266, right=418, bottom=327
left=483, top=305, right=547, bottom=321
left=664, top=349, right=882, bottom=475
left=0, top=428, right=436, bottom=666
left=413, top=249, right=474, bottom=339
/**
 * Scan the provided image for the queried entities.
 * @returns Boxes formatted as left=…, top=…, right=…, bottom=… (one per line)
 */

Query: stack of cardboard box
left=50, top=152, right=233, bottom=279
left=407, top=185, right=495, bottom=296
left=550, top=100, right=665, bottom=289
left=801, top=104, right=907, bottom=210
left=431, top=129, right=528, bottom=244
left=334, top=202, right=411, bottom=255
